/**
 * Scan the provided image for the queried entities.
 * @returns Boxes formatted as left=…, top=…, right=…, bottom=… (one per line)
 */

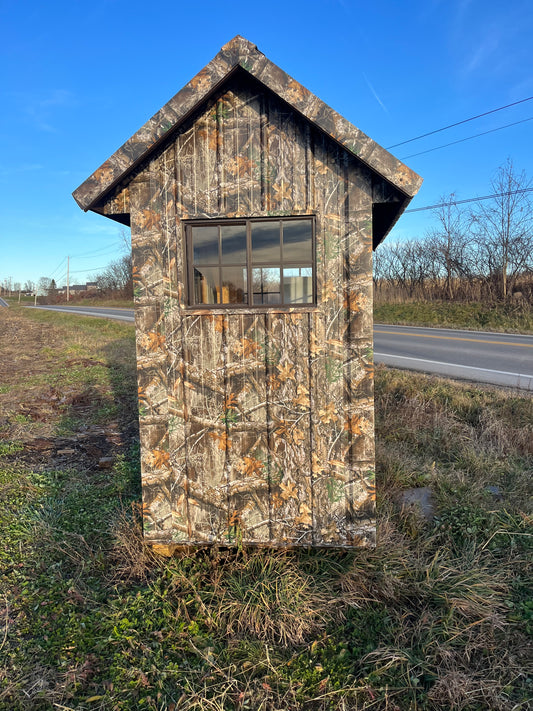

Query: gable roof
left=73, top=35, right=422, bottom=241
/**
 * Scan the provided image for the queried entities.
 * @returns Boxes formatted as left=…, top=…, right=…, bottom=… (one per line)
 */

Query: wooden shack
left=73, top=36, right=422, bottom=551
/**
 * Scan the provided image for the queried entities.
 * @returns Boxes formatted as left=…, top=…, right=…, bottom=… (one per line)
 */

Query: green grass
left=1, top=310, right=532, bottom=710
left=0, top=441, right=24, bottom=457
left=374, top=300, right=533, bottom=333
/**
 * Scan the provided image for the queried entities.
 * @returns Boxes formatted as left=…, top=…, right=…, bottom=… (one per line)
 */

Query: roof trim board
left=73, top=36, right=422, bottom=237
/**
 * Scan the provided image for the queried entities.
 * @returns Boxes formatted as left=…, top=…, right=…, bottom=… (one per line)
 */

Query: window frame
left=185, top=215, right=316, bottom=309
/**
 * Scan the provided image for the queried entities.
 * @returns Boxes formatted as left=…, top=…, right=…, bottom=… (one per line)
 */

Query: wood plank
left=225, top=313, right=270, bottom=543
left=291, top=116, right=308, bottom=213
left=182, top=313, right=228, bottom=542
left=309, top=136, right=347, bottom=545
left=220, top=89, right=238, bottom=216
left=154, top=144, right=192, bottom=543
left=245, top=86, right=262, bottom=214
left=342, top=159, right=376, bottom=546
left=130, top=172, right=174, bottom=543
left=267, top=312, right=313, bottom=545
left=176, top=121, right=196, bottom=217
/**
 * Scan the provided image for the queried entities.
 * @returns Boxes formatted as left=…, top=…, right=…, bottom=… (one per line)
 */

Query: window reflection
left=283, top=221, right=312, bottom=262
left=251, top=221, right=280, bottom=264
left=192, top=226, right=219, bottom=264
left=221, top=225, right=246, bottom=264
left=190, top=218, right=314, bottom=307
left=220, top=267, right=247, bottom=304
left=193, top=266, right=220, bottom=304
left=252, top=267, right=281, bottom=304
left=283, top=267, right=313, bottom=304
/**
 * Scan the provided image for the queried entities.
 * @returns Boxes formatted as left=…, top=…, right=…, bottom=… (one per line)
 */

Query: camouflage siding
left=129, top=77, right=378, bottom=548
left=73, top=35, right=422, bottom=225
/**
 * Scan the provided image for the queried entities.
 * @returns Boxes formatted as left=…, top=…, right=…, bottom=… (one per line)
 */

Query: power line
left=54, top=267, right=107, bottom=285
left=400, top=116, right=533, bottom=160
left=68, top=266, right=108, bottom=275
left=405, top=187, right=533, bottom=213
left=75, top=248, right=125, bottom=261
left=387, top=95, right=533, bottom=149
left=70, top=241, right=124, bottom=258
left=48, top=257, right=67, bottom=279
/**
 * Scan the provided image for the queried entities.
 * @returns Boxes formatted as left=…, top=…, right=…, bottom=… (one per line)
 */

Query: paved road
left=25, top=305, right=533, bottom=391
left=374, top=324, right=533, bottom=391
left=25, top=304, right=134, bottom=322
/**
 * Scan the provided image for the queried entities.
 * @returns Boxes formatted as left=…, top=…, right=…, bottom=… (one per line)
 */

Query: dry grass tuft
left=216, top=550, right=332, bottom=645
left=167, top=548, right=334, bottom=646
left=109, top=503, right=161, bottom=584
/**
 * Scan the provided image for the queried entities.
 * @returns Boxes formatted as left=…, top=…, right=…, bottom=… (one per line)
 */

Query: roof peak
left=73, top=35, right=422, bottom=227
left=221, top=35, right=258, bottom=53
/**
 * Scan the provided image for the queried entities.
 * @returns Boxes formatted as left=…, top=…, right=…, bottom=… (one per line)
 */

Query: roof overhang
left=73, top=35, right=422, bottom=247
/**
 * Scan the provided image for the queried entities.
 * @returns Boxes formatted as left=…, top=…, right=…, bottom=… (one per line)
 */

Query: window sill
left=184, top=305, right=319, bottom=316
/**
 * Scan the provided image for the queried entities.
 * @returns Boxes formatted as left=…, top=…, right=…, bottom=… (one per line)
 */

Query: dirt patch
left=0, top=309, right=138, bottom=471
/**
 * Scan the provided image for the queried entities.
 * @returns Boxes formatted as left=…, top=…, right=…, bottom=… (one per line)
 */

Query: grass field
left=374, top=301, right=533, bottom=334
left=0, top=307, right=531, bottom=710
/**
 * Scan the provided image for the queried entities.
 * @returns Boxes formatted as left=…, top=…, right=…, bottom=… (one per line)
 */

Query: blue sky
left=1, top=0, right=533, bottom=288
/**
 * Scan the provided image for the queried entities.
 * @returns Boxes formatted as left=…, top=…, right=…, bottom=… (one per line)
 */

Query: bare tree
left=426, top=194, right=474, bottom=300
left=470, top=159, right=533, bottom=300
left=37, top=277, right=52, bottom=295
left=375, top=239, right=433, bottom=299
left=95, top=254, right=133, bottom=298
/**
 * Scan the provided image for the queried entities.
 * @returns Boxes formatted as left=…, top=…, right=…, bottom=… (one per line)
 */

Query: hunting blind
left=73, top=36, right=422, bottom=552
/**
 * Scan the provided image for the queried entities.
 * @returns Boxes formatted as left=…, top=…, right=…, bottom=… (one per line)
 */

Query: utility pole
left=66, top=256, right=70, bottom=302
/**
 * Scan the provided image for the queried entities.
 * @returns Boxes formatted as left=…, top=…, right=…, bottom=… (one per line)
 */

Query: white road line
left=374, top=323, right=533, bottom=341
left=375, top=352, right=533, bottom=389
left=375, top=353, right=533, bottom=378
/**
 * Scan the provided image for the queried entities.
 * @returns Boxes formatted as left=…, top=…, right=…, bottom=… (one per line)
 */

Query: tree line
left=6, top=159, right=532, bottom=306
left=374, top=159, right=533, bottom=303
left=31, top=254, right=134, bottom=303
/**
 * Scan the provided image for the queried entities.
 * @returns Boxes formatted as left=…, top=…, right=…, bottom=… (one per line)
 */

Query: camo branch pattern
left=123, top=77, right=382, bottom=548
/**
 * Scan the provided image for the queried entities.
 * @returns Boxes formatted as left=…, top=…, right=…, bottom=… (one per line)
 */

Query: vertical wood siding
left=130, top=74, right=377, bottom=547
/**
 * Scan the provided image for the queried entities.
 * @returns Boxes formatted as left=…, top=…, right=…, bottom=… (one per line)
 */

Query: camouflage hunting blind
left=73, top=36, right=422, bottom=552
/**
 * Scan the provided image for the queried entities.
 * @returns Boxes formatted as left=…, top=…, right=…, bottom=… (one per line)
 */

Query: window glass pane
left=283, top=267, right=313, bottom=304
left=251, top=221, right=281, bottom=264
left=282, top=220, right=312, bottom=262
left=252, top=267, right=281, bottom=304
left=192, top=226, right=219, bottom=264
left=221, top=267, right=247, bottom=304
left=221, top=224, right=246, bottom=264
left=193, top=266, right=220, bottom=304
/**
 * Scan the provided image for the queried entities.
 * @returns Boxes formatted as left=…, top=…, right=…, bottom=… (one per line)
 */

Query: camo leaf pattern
left=126, top=77, right=379, bottom=547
